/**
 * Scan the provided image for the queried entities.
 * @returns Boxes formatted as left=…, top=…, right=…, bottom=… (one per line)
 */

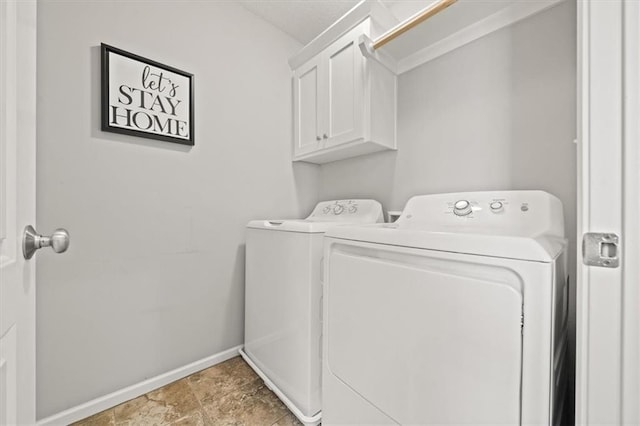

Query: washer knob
left=490, top=201, right=504, bottom=212
left=453, top=200, right=472, bottom=216
left=333, top=204, right=344, bottom=215
left=348, top=205, right=358, bottom=214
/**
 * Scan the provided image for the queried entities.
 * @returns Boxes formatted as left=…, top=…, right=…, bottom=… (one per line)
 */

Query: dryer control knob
left=333, top=204, right=344, bottom=215
left=453, top=200, right=472, bottom=216
left=490, top=201, right=504, bottom=212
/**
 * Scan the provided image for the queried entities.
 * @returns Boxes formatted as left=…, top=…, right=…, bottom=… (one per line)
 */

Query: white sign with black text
left=101, top=44, right=194, bottom=145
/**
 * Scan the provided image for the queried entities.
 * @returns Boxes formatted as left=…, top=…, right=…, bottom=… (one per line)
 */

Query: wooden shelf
left=362, top=0, right=567, bottom=75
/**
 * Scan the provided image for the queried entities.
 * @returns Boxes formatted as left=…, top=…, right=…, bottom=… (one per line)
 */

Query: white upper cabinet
left=293, top=55, right=323, bottom=157
left=292, top=17, right=397, bottom=164
left=325, top=25, right=364, bottom=148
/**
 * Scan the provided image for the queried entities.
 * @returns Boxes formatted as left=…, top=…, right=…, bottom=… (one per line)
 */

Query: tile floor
left=73, top=356, right=302, bottom=426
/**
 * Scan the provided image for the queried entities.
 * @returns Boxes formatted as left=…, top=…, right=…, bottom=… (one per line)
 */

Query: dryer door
left=326, top=244, right=524, bottom=424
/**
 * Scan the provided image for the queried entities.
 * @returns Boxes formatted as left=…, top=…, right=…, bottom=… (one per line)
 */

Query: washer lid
left=325, top=191, right=567, bottom=262
left=247, top=199, right=384, bottom=233
left=247, top=219, right=352, bottom=233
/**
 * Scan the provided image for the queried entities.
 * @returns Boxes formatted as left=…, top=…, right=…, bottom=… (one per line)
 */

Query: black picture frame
left=101, top=43, right=195, bottom=146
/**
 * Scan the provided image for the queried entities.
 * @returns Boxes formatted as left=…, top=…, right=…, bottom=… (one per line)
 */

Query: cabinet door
left=324, top=25, right=364, bottom=148
left=293, top=55, right=323, bottom=157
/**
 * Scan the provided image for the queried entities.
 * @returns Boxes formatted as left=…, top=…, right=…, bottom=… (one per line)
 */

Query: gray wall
left=35, top=1, right=319, bottom=419
left=319, top=0, right=577, bottom=372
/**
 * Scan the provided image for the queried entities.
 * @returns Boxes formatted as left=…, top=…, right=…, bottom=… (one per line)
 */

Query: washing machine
left=322, top=191, right=569, bottom=425
left=241, top=199, right=383, bottom=425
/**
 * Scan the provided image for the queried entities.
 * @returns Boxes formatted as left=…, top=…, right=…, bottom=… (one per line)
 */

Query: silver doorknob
left=23, top=225, right=70, bottom=260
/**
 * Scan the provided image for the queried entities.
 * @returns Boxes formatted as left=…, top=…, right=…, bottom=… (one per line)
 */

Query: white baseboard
left=37, top=345, right=243, bottom=426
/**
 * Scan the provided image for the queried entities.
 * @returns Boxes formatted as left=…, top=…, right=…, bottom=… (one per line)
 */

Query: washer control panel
left=308, top=199, right=384, bottom=223
left=319, top=200, right=357, bottom=216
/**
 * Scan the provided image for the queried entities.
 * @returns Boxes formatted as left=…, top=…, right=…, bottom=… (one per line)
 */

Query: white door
left=293, top=55, right=323, bottom=158
left=576, top=0, right=640, bottom=423
left=0, top=1, right=37, bottom=424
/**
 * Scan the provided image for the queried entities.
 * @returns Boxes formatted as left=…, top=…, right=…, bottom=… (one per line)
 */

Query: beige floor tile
left=114, top=379, right=201, bottom=425
left=75, top=357, right=297, bottom=426
left=270, top=412, right=303, bottom=426
left=71, top=409, right=115, bottom=426
left=200, top=379, right=289, bottom=426
left=172, top=409, right=211, bottom=426
left=188, top=356, right=259, bottom=403
left=148, top=379, right=201, bottom=413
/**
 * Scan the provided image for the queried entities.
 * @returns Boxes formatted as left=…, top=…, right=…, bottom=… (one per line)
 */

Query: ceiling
left=237, top=0, right=463, bottom=46
left=238, top=0, right=362, bottom=45
left=237, top=0, right=518, bottom=54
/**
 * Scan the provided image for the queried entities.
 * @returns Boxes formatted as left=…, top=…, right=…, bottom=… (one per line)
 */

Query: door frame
left=621, top=2, right=640, bottom=422
left=576, top=0, right=640, bottom=423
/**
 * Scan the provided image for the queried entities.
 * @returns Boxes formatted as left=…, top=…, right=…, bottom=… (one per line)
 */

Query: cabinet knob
left=316, top=136, right=321, bottom=141
left=323, top=134, right=328, bottom=139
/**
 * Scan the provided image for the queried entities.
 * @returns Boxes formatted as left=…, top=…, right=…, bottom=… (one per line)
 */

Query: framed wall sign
left=101, top=43, right=194, bottom=145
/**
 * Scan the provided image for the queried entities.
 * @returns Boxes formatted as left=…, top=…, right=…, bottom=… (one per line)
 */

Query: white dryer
left=241, top=200, right=383, bottom=425
left=322, top=191, right=569, bottom=425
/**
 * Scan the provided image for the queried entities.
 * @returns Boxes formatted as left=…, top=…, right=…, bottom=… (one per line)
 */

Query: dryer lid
left=326, top=191, right=567, bottom=262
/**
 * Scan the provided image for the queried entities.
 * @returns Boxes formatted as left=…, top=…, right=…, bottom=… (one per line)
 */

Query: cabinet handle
left=323, top=134, right=328, bottom=139
left=316, top=136, right=321, bottom=141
